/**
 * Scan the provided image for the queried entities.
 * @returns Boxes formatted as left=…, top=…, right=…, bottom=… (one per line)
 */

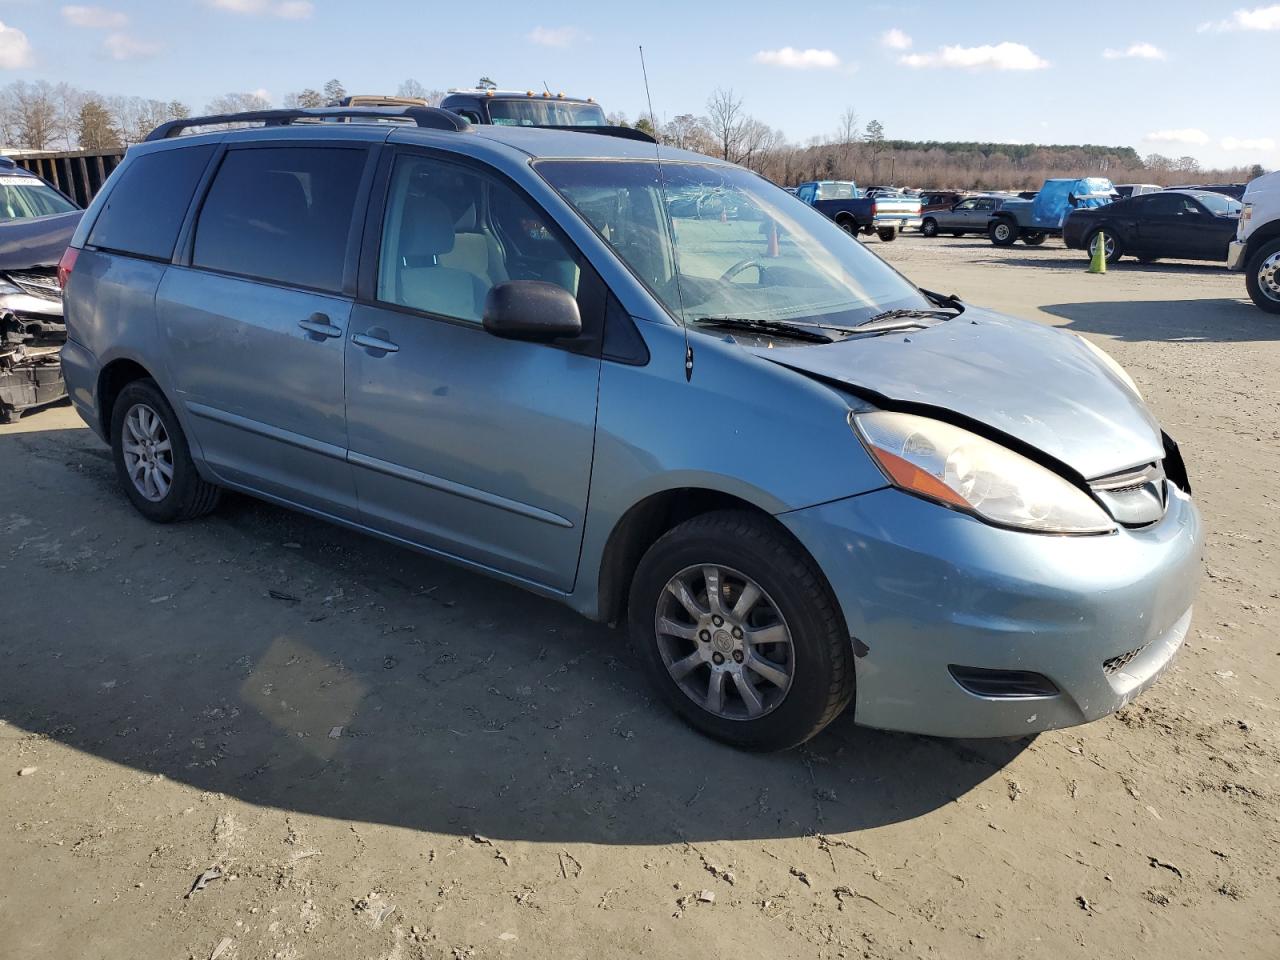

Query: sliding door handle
left=298, top=313, right=343, bottom=339
left=352, top=332, right=400, bottom=354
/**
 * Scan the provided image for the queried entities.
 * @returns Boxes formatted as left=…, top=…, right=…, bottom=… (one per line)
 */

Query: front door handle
left=298, top=313, right=343, bottom=339
left=352, top=331, right=400, bottom=354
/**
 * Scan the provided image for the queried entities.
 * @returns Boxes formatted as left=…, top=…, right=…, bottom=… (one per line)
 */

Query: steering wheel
left=720, top=259, right=762, bottom=283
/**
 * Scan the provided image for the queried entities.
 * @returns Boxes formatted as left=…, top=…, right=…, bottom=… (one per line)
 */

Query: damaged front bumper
left=0, top=281, right=66, bottom=423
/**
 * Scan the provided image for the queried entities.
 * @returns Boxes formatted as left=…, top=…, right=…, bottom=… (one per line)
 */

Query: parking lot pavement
left=2, top=236, right=1278, bottom=959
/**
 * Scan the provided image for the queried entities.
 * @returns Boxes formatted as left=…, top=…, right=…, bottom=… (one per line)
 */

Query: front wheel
left=111, top=379, right=221, bottom=523
left=628, top=511, right=854, bottom=751
left=989, top=219, right=1017, bottom=246
left=877, top=226, right=898, bottom=242
left=921, top=218, right=939, bottom=237
left=1245, top=239, right=1280, bottom=314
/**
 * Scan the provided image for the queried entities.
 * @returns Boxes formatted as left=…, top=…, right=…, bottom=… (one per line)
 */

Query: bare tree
left=322, top=79, right=346, bottom=103
left=0, top=81, right=65, bottom=150
left=397, top=79, right=428, bottom=100
left=834, top=106, right=860, bottom=178
left=206, top=92, right=273, bottom=116
left=706, top=87, right=747, bottom=163
left=662, top=114, right=712, bottom=153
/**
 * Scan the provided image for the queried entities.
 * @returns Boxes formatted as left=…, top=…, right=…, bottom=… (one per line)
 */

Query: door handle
left=298, top=313, right=343, bottom=339
left=352, top=332, right=400, bottom=354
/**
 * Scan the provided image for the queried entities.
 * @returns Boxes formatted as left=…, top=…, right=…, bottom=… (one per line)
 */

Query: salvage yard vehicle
left=795, top=180, right=921, bottom=241
left=988, top=177, right=1117, bottom=246
left=0, top=157, right=81, bottom=422
left=440, top=88, right=606, bottom=127
left=1114, top=183, right=1161, bottom=199
left=61, top=105, right=1202, bottom=750
left=920, top=194, right=1015, bottom=238
left=1064, top=189, right=1240, bottom=265
left=1228, top=170, right=1280, bottom=313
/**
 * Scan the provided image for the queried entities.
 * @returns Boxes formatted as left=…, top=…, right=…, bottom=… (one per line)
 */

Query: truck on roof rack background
left=439, top=89, right=606, bottom=127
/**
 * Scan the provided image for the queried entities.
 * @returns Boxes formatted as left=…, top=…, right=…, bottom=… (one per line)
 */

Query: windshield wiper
left=860, top=308, right=958, bottom=326
left=694, top=316, right=834, bottom=343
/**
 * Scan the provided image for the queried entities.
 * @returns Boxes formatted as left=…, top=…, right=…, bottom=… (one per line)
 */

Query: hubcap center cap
left=711, top=629, right=734, bottom=653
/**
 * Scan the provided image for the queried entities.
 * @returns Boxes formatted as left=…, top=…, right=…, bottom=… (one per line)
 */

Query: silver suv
left=60, top=106, right=1202, bottom=750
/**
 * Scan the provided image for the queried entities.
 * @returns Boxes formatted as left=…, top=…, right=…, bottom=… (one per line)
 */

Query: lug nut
left=699, top=629, right=710, bottom=642
left=732, top=650, right=744, bottom=664
left=712, top=615, right=724, bottom=627
left=731, top=626, right=743, bottom=639
left=712, top=652, right=725, bottom=665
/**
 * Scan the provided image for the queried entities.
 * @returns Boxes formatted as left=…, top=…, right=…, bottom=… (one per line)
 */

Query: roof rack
left=144, top=105, right=470, bottom=142
left=532, top=124, right=655, bottom=144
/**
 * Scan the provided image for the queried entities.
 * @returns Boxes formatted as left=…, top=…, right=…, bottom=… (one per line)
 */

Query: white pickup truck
left=1228, top=171, right=1280, bottom=313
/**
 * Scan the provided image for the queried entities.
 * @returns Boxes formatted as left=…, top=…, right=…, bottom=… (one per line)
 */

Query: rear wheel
left=1087, top=229, right=1124, bottom=264
left=835, top=216, right=858, bottom=236
left=989, top=219, right=1017, bottom=246
left=1022, top=231, right=1047, bottom=246
left=877, top=226, right=898, bottom=242
left=921, top=218, right=939, bottom=237
left=628, top=511, right=854, bottom=751
left=951, top=230, right=965, bottom=237
left=111, top=379, right=221, bottom=523
left=1245, top=239, right=1280, bottom=314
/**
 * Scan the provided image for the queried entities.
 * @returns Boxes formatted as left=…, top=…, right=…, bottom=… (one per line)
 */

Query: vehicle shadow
left=0, top=425, right=1027, bottom=845
left=1042, top=298, right=1276, bottom=343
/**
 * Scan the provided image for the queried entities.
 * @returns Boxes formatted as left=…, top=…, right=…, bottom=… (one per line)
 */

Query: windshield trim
left=533, top=157, right=931, bottom=332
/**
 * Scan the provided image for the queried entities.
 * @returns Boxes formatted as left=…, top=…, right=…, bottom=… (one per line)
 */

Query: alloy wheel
left=1090, top=231, right=1116, bottom=260
left=655, top=564, right=795, bottom=720
left=1258, top=251, right=1280, bottom=302
left=122, top=403, right=174, bottom=502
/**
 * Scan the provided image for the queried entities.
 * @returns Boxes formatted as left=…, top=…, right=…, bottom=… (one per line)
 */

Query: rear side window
left=87, top=145, right=214, bottom=260
left=193, top=146, right=366, bottom=293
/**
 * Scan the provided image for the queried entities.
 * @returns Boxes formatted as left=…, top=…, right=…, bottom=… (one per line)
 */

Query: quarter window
left=376, top=155, right=580, bottom=324
left=192, top=146, right=366, bottom=293
left=88, top=145, right=215, bottom=260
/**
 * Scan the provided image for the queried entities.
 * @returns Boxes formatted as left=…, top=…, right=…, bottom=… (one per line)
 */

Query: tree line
left=1, top=79, right=1265, bottom=189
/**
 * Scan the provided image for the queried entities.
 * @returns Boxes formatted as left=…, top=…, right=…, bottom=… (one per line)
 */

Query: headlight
left=852, top=410, right=1115, bottom=535
left=1075, top=334, right=1141, bottom=399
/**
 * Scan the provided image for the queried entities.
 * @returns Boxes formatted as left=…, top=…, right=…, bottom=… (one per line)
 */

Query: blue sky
left=1, top=0, right=1277, bottom=169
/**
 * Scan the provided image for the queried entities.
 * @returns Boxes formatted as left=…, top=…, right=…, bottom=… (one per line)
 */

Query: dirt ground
left=2, top=235, right=1277, bottom=960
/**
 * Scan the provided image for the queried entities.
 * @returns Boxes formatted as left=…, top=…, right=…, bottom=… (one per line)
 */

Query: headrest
left=401, top=193, right=456, bottom=257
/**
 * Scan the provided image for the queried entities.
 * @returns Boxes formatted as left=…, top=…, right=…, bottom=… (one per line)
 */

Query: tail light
left=57, top=246, right=78, bottom=291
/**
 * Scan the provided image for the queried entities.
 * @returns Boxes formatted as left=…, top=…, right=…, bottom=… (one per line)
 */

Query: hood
left=747, top=309, right=1164, bottom=480
left=0, top=211, right=82, bottom=271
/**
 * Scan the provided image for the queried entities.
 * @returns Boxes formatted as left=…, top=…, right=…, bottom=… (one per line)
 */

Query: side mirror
left=483, top=280, right=582, bottom=342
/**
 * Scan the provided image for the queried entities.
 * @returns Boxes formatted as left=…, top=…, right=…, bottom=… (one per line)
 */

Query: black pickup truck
left=794, top=180, right=922, bottom=242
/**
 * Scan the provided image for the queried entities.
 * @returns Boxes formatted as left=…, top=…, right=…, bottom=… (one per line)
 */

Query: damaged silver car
left=0, top=157, right=81, bottom=423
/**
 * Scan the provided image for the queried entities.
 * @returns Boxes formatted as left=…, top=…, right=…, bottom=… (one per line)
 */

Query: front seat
left=395, top=194, right=489, bottom=322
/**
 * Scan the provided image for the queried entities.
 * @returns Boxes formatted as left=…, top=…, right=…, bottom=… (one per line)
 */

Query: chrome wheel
left=993, top=222, right=1012, bottom=242
left=122, top=402, right=173, bottom=502
left=1258, top=251, right=1280, bottom=302
left=1090, top=231, right=1116, bottom=261
left=655, top=564, right=794, bottom=721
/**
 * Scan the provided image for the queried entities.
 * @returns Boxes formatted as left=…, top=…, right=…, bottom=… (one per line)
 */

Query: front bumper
left=1227, top=240, right=1247, bottom=271
left=781, top=484, right=1203, bottom=738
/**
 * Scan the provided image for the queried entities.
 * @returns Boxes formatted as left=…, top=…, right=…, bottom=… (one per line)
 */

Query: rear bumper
left=1227, top=240, right=1247, bottom=271
left=781, top=484, right=1203, bottom=738
left=874, top=214, right=922, bottom=229
left=59, top=337, right=104, bottom=440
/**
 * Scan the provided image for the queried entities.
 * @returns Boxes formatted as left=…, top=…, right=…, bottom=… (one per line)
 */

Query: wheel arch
left=1245, top=223, right=1280, bottom=262
left=97, top=357, right=157, bottom=442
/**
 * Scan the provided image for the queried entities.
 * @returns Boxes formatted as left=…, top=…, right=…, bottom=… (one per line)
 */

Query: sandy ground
left=2, top=235, right=1277, bottom=960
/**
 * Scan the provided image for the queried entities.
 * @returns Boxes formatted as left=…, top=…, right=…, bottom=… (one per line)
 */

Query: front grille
left=5, top=270, right=62, bottom=302
left=1103, top=646, right=1144, bottom=676
left=1089, top=461, right=1167, bottom=527
left=949, top=665, right=1060, bottom=698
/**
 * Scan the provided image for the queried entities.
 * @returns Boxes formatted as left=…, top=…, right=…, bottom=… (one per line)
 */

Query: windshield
left=537, top=160, right=928, bottom=330
left=488, top=99, right=607, bottom=127
left=1196, top=192, right=1241, bottom=216
left=0, top=175, right=77, bottom=221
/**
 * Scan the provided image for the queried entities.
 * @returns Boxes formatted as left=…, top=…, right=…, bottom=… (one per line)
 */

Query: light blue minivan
left=59, top=106, right=1202, bottom=750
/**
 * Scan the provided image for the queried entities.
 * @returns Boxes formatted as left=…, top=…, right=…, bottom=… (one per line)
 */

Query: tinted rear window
left=87, top=145, right=214, bottom=260
left=192, top=146, right=366, bottom=293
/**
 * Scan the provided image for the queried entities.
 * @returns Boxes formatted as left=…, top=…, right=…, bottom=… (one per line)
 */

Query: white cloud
left=61, top=5, right=127, bottom=28
left=900, top=42, right=1048, bottom=71
left=754, top=47, right=841, bottom=69
left=1221, top=136, right=1276, bottom=151
left=527, top=25, right=586, bottom=47
left=0, top=20, right=33, bottom=69
left=207, top=0, right=313, bottom=19
left=880, top=28, right=911, bottom=50
left=103, top=32, right=161, bottom=60
left=1103, top=41, right=1166, bottom=60
left=1143, top=128, right=1211, bottom=145
left=1199, top=3, right=1280, bottom=31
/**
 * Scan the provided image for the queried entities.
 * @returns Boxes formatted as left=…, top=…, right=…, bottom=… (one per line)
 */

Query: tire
left=110, top=378, right=221, bottom=523
left=951, top=231, right=965, bottom=237
left=1086, top=228, right=1124, bottom=264
left=877, top=226, right=898, bottom=242
left=627, top=510, right=854, bottom=751
left=1022, top=231, right=1047, bottom=246
left=1137, top=255, right=1160, bottom=264
left=921, top=218, right=938, bottom=237
left=1244, top=238, right=1280, bottom=314
left=835, top=216, right=858, bottom=236
left=989, top=219, right=1017, bottom=246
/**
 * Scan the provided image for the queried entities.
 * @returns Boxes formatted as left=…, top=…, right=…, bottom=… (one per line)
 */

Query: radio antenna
left=639, top=45, right=693, bottom=381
